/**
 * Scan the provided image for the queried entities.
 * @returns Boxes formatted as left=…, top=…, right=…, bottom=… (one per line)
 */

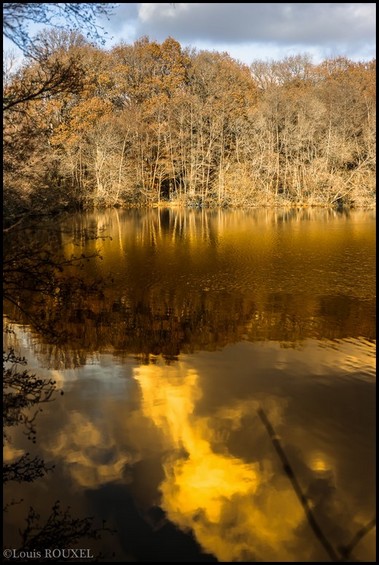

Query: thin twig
left=339, top=517, right=376, bottom=560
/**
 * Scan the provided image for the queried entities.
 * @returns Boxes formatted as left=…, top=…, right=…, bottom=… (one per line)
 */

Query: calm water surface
left=3, top=208, right=376, bottom=562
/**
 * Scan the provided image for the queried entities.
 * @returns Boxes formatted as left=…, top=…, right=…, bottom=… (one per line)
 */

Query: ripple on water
left=317, top=337, right=376, bottom=381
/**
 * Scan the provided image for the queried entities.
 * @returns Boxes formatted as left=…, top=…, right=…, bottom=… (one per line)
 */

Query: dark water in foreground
left=3, top=208, right=376, bottom=562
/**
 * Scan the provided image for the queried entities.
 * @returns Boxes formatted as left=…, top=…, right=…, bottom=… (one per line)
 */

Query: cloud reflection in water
left=134, top=363, right=305, bottom=562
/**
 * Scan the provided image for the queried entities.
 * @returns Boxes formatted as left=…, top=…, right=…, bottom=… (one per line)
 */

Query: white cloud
left=105, top=3, right=376, bottom=63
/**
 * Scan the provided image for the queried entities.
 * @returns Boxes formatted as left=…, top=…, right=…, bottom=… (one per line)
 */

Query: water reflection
left=134, top=363, right=298, bottom=562
left=4, top=331, right=376, bottom=561
left=3, top=208, right=376, bottom=561
left=2, top=346, right=116, bottom=558
left=3, top=208, right=376, bottom=369
left=132, top=345, right=375, bottom=562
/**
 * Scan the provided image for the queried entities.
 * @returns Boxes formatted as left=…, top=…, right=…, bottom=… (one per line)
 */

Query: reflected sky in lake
left=3, top=208, right=376, bottom=562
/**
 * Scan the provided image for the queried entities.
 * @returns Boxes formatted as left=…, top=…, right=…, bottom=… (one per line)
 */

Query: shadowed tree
left=3, top=3, right=115, bottom=226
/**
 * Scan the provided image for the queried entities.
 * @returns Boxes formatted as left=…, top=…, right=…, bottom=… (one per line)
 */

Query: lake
left=3, top=207, right=376, bottom=562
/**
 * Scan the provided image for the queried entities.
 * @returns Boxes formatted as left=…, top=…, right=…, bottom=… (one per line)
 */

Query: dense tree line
left=4, top=33, right=376, bottom=219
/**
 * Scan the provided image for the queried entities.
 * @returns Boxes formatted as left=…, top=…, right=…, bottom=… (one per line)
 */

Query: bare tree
left=3, top=3, right=115, bottom=56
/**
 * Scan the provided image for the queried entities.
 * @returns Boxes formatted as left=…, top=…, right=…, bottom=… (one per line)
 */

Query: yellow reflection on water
left=308, top=451, right=333, bottom=473
left=3, top=443, right=25, bottom=463
left=134, top=363, right=305, bottom=562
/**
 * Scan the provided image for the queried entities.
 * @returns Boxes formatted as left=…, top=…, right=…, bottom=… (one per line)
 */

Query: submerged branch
left=257, top=407, right=341, bottom=562
left=258, top=407, right=375, bottom=562
left=339, top=518, right=376, bottom=560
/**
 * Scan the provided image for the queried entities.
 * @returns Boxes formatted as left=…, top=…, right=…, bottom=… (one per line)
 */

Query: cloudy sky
left=99, top=3, right=376, bottom=64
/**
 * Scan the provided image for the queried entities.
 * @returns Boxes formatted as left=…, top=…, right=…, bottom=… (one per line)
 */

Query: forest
left=3, top=7, right=376, bottom=561
left=3, top=28, right=376, bottom=223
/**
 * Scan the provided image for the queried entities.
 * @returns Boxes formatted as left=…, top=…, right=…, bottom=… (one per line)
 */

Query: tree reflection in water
left=3, top=209, right=375, bottom=561
left=2, top=219, right=217, bottom=561
left=3, top=346, right=217, bottom=562
left=3, top=346, right=116, bottom=560
left=3, top=219, right=116, bottom=558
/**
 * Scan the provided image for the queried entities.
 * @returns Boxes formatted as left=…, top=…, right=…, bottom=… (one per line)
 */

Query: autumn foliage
left=3, top=34, right=376, bottom=216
